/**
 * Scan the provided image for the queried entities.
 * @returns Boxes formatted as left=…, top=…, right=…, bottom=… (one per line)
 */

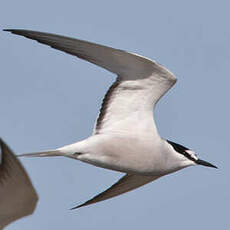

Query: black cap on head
left=167, top=140, right=217, bottom=169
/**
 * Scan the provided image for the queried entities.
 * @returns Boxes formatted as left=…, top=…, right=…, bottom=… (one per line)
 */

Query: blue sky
left=1, top=0, right=229, bottom=229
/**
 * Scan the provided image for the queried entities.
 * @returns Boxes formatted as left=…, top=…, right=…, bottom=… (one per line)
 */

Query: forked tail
left=18, top=150, right=63, bottom=158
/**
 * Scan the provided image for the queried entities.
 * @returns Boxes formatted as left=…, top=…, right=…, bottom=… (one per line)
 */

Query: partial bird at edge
left=0, top=138, right=38, bottom=229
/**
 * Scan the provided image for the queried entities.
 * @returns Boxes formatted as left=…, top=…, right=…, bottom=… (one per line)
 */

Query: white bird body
left=4, top=29, right=217, bottom=209
left=58, top=134, right=193, bottom=176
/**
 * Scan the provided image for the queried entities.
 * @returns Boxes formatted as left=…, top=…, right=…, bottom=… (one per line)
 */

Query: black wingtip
left=3, top=29, right=27, bottom=34
left=3, top=29, right=14, bottom=32
left=3, top=29, right=17, bottom=35
left=69, top=203, right=86, bottom=210
left=70, top=199, right=94, bottom=210
left=0, top=137, right=5, bottom=147
left=69, top=205, right=80, bottom=210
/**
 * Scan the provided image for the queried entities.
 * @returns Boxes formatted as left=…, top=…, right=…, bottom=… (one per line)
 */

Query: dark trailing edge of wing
left=95, top=79, right=121, bottom=134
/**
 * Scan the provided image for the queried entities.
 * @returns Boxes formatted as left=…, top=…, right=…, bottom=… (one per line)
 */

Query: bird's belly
left=77, top=135, right=171, bottom=176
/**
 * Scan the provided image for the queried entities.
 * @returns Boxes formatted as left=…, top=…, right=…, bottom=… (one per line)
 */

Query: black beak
left=196, top=159, right=218, bottom=169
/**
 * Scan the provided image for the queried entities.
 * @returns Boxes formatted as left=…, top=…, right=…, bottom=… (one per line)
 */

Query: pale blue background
left=1, top=1, right=229, bottom=229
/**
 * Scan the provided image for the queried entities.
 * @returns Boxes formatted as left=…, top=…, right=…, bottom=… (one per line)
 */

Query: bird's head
left=167, top=140, right=217, bottom=169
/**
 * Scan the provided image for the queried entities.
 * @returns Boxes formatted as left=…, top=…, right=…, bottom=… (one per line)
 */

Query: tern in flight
left=4, top=29, right=217, bottom=209
left=0, top=138, right=38, bottom=229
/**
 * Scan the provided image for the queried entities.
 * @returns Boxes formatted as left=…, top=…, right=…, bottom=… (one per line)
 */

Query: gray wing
left=5, top=29, right=177, bottom=135
left=0, top=139, right=38, bottom=229
left=72, top=174, right=161, bottom=209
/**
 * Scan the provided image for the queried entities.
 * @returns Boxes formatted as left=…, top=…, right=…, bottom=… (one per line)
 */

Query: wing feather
left=72, top=173, right=160, bottom=209
left=5, top=29, right=177, bottom=135
left=0, top=139, right=38, bottom=229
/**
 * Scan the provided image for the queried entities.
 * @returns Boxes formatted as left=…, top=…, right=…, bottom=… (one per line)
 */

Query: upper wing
left=72, top=173, right=161, bottom=209
left=0, top=139, right=38, bottom=229
left=5, top=29, right=177, bottom=135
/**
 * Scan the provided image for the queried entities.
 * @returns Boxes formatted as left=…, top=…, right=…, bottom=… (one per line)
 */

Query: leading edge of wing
left=71, top=174, right=161, bottom=209
left=4, top=29, right=177, bottom=135
left=4, top=29, right=177, bottom=82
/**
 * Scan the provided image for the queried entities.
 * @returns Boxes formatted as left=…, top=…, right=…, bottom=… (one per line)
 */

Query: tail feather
left=18, top=150, right=63, bottom=158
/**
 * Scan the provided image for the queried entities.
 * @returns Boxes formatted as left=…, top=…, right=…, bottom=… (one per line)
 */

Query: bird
left=0, top=138, right=38, bottom=229
left=4, top=29, right=217, bottom=209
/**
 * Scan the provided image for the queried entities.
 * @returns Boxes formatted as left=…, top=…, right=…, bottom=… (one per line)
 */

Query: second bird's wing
left=0, top=139, right=38, bottom=229
left=5, top=29, right=177, bottom=136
